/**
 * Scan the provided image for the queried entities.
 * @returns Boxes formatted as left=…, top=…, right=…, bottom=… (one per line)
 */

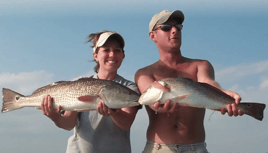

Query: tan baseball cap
left=93, top=31, right=125, bottom=52
left=149, top=10, right=185, bottom=32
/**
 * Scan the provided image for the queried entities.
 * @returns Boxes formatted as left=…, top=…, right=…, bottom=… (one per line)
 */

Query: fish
left=1, top=77, right=141, bottom=113
left=138, top=77, right=266, bottom=121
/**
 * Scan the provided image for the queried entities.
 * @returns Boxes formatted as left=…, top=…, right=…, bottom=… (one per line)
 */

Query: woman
left=41, top=31, right=140, bottom=153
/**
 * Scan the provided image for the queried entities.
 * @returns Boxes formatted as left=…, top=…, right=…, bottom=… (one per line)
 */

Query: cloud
left=0, top=70, right=54, bottom=95
left=204, top=63, right=268, bottom=153
left=1, top=0, right=268, bottom=16
left=260, top=77, right=268, bottom=90
left=0, top=70, right=98, bottom=96
left=1, top=64, right=267, bottom=153
left=0, top=71, right=58, bottom=136
left=216, top=60, right=268, bottom=82
left=214, top=61, right=268, bottom=101
left=0, top=70, right=96, bottom=134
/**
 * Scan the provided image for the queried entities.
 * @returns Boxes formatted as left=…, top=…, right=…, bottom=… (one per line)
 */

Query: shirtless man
left=135, top=10, right=244, bottom=153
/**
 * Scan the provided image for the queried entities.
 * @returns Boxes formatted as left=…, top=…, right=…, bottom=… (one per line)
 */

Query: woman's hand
left=97, top=101, right=120, bottom=116
left=40, top=95, right=63, bottom=122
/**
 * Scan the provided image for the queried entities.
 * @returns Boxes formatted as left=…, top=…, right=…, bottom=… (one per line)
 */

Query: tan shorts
left=142, top=141, right=208, bottom=153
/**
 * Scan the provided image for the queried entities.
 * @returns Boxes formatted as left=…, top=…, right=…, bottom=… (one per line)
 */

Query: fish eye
left=247, top=104, right=251, bottom=107
left=16, top=96, right=20, bottom=100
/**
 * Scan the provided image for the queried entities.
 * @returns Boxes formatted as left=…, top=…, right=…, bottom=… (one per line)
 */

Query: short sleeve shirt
left=66, top=74, right=138, bottom=153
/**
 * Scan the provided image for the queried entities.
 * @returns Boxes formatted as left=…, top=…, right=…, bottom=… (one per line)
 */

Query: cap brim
left=169, top=10, right=184, bottom=24
left=93, top=32, right=125, bottom=52
left=157, top=10, right=184, bottom=25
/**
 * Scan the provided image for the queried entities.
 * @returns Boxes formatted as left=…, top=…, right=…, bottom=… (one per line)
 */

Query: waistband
left=146, top=141, right=207, bottom=150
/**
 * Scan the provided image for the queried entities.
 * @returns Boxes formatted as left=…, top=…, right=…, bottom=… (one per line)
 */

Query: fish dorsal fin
left=199, top=82, right=235, bottom=101
left=32, top=81, right=70, bottom=95
left=180, top=77, right=194, bottom=82
left=163, top=77, right=194, bottom=82
left=76, top=77, right=96, bottom=82
left=173, top=77, right=233, bottom=100
left=179, top=77, right=235, bottom=101
left=51, top=81, right=69, bottom=85
left=78, top=95, right=98, bottom=103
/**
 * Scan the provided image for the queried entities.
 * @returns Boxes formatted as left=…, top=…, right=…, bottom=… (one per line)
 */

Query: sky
left=0, top=0, right=268, bottom=152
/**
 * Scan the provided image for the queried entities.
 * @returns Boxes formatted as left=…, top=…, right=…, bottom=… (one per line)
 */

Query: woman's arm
left=97, top=102, right=138, bottom=131
left=41, top=95, right=79, bottom=131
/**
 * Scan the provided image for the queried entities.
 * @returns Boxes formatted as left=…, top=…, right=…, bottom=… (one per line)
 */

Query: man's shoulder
left=184, top=57, right=211, bottom=67
left=184, top=57, right=214, bottom=77
left=134, top=63, right=158, bottom=83
left=184, top=57, right=208, bottom=63
left=135, top=63, right=156, bottom=75
left=137, top=65, right=152, bottom=73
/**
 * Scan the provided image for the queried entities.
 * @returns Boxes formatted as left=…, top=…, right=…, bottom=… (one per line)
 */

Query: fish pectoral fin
left=78, top=95, right=98, bottom=103
left=171, top=94, right=190, bottom=101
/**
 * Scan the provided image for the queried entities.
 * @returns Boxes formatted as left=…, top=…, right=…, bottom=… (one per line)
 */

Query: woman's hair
left=87, top=30, right=125, bottom=73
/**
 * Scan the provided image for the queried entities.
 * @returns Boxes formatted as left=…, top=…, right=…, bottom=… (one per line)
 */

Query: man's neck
left=158, top=49, right=184, bottom=66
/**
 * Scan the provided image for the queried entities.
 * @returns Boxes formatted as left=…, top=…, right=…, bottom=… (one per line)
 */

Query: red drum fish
left=2, top=78, right=140, bottom=113
left=138, top=77, right=266, bottom=121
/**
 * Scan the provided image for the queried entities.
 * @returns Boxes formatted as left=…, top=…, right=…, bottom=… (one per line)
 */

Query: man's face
left=152, top=19, right=182, bottom=51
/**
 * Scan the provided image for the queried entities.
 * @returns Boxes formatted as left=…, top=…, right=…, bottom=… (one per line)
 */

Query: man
left=135, top=10, right=243, bottom=153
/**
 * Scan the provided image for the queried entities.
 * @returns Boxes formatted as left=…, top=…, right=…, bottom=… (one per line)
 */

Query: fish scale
left=139, top=77, right=266, bottom=121
left=2, top=78, right=140, bottom=113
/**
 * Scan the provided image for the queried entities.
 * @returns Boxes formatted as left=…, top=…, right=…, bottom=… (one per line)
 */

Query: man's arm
left=135, top=68, right=178, bottom=113
left=196, top=60, right=243, bottom=116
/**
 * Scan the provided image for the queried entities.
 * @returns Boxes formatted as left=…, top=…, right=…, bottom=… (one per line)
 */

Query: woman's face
left=93, top=39, right=125, bottom=72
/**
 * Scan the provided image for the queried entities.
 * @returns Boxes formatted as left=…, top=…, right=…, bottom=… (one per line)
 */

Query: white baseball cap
left=149, top=10, right=185, bottom=32
left=93, top=31, right=125, bottom=52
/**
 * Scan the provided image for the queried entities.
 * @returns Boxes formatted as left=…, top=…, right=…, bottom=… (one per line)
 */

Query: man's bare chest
left=152, top=65, right=197, bottom=81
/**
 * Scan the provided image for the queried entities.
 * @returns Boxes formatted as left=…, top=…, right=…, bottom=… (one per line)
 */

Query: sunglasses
left=153, top=24, right=183, bottom=32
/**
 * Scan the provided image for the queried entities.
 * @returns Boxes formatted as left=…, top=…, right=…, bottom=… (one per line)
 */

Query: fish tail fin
left=1, top=88, right=25, bottom=113
left=240, top=102, right=266, bottom=121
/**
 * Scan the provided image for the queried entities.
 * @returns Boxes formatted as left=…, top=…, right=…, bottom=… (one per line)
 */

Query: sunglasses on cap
left=153, top=24, right=183, bottom=32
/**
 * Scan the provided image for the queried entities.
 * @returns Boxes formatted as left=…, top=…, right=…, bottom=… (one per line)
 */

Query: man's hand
left=151, top=81, right=170, bottom=92
left=150, top=81, right=180, bottom=114
left=151, top=100, right=180, bottom=114
left=221, top=90, right=244, bottom=116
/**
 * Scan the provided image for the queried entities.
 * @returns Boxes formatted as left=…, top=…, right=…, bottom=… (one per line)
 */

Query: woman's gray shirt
left=66, top=74, right=138, bottom=153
